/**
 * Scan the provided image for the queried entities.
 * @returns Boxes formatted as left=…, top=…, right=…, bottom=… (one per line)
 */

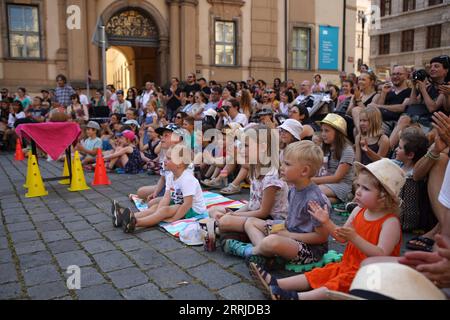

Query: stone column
left=180, top=0, right=198, bottom=78
left=86, top=0, right=100, bottom=86
left=66, top=0, right=89, bottom=83
left=168, top=0, right=181, bottom=80
left=158, top=37, right=170, bottom=85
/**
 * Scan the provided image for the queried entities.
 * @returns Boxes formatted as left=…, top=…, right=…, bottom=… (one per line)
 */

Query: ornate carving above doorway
left=105, top=9, right=159, bottom=47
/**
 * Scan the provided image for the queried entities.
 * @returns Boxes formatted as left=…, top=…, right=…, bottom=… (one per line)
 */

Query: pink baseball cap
left=116, top=130, right=136, bottom=141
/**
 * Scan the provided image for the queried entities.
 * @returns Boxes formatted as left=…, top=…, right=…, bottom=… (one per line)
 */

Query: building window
left=429, top=0, right=443, bottom=6
left=380, top=0, right=392, bottom=17
left=292, top=27, right=310, bottom=70
left=401, top=30, right=414, bottom=52
left=7, top=4, right=41, bottom=59
left=379, top=34, right=390, bottom=55
left=215, top=21, right=236, bottom=66
left=403, top=0, right=416, bottom=11
left=427, top=25, right=441, bottom=49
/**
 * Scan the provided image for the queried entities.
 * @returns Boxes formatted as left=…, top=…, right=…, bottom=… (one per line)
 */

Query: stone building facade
left=369, top=0, right=450, bottom=77
left=0, top=0, right=359, bottom=92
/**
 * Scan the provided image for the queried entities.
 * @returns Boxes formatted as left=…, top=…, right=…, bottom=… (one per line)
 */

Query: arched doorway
left=102, top=6, right=168, bottom=88
left=106, top=47, right=131, bottom=90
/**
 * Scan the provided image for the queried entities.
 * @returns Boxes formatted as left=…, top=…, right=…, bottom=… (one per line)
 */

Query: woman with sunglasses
left=181, top=91, right=195, bottom=115
left=289, top=105, right=315, bottom=141
left=174, top=111, right=187, bottom=127
left=190, top=92, right=207, bottom=120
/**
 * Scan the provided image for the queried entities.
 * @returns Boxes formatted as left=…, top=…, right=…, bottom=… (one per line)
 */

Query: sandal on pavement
left=202, top=178, right=223, bottom=189
left=269, top=284, right=299, bottom=301
left=406, top=236, right=435, bottom=252
left=220, top=183, right=241, bottom=195
left=248, top=262, right=278, bottom=298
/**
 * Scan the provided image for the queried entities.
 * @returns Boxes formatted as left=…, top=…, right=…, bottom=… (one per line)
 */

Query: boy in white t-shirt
left=120, top=144, right=207, bottom=233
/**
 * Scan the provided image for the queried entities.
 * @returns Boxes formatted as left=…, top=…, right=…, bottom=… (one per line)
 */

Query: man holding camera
left=389, top=56, right=449, bottom=145
left=216, top=98, right=248, bottom=130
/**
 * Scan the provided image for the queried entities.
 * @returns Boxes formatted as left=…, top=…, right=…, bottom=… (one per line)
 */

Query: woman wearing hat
left=278, top=119, right=303, bottom=162
left=311, top=114, right=355, bottom=204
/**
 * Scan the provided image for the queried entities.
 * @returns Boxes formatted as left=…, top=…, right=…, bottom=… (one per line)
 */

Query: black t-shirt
left=385, top=88, right=412, bottom=105
left=183, top=83, right=201, bottom=95
left=165, top=87, right=183, bottom=111
left=380, top=88, right=412, bottom=121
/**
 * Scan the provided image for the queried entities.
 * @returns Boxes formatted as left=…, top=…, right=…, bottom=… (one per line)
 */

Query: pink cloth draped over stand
left=16, top=123, right=81, bottom=160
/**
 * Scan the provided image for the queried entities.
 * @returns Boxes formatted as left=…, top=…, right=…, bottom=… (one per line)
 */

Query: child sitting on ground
left=249, top=158, right=405, bottom=300
left=133, top=124, right=184, bottom=206
left=76, top=121, right=103, bottom=167
left=355, top=106, right=390, bottom=165
left=243, top=141, right=330, bottom=266
left=312, top=114, right=355, bottom=204
left=139, top=124, right=161, bottom=174
left=104, top=130, right=143, bottom=174
left=393, top=127, right=430, bottom=233
left=208, top=124, right=289, bottom=256
left=117, top=144, right=207, bottom=233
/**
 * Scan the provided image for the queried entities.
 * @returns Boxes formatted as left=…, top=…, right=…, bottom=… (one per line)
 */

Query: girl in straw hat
left=248, top=158, right=406, bottom=300
left=312, top=113, right=355, bottom=204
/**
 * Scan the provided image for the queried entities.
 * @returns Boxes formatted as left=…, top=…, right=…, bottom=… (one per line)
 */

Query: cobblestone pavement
left=0, top=153, right=413, bottom=300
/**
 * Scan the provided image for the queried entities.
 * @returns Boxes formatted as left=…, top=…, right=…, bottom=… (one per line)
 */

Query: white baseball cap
left=278, top=119, right=303, bottom=141
left=179, top=223, right=204, bottom=246
left=204, top=109, right=217, bottom=120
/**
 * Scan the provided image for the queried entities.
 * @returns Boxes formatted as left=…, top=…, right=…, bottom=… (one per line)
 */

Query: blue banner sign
left=319, top=26, right=339, bottom=70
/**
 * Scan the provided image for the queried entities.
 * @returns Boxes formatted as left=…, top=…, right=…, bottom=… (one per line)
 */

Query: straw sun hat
left=354, top=158, right=406, bottom=203
left=328, top=263, right=447, bottom=300
left=318, top=113, right=348, bottom=136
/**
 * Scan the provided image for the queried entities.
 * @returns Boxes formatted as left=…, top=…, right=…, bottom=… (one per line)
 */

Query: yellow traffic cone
left=25, top=155, right=48, bottom=198
left=23, top=151, right=33, bottom=189
left=59, top=156, right=71, bottom=185
left=68, top=151, right=90, bottom=192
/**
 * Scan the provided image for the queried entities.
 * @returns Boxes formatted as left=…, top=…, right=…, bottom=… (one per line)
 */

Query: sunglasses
left=176, top=116, right=183, bottom=119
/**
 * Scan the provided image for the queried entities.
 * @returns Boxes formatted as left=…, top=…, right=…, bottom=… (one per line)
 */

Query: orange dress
left=305, top=208, right=401, bottom=293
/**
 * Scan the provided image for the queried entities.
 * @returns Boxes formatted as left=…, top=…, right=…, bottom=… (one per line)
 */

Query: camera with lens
left=412, top=69, right=428, bottom=82
left=217, top=105, right=230, bottom=114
